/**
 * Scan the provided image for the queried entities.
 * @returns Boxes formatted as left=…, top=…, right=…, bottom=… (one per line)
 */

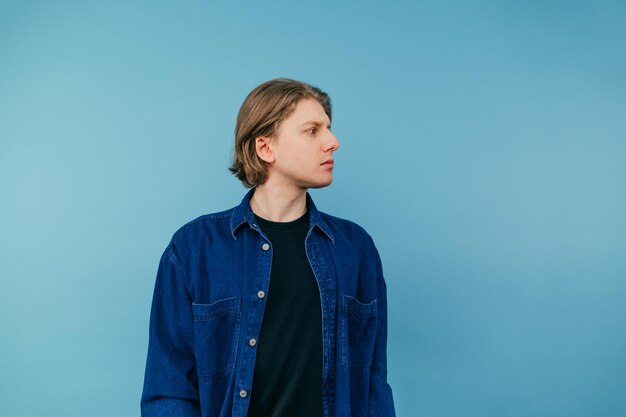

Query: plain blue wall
left=1, top=1, right=625, bottom=416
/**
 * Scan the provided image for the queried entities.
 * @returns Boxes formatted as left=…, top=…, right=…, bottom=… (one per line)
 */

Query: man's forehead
left=290, top=99, right=329, bottom=125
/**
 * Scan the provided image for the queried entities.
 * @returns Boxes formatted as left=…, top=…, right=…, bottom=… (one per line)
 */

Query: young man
left=141, top=78, right=395, bottom=417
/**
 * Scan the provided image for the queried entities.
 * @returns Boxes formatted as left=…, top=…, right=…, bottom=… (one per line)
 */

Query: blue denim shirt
left=141, top=188, right=396, bottom=417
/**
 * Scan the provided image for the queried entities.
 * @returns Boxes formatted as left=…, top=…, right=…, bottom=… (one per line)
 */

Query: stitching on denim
left=342, top=310, right=347, bottom=368
left=201, top=364, right=236, bottom=382
left=165, top=246, right=184, bottom=271
left=344, top=296, right=378, bottom=319
left=189, top=211, right=232, bottom=223
left=345, top=306, right=378, bottom=319
left=176, top=210, right=234, bottom=235
left=348, top=364, right=371, bottom=373
left=193, top=307, right=240, bottom=321
left=200, top=213, right=231, bottom=220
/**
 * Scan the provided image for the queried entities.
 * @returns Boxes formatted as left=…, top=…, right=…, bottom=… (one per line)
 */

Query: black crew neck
left=253, top=208, right=309, bottom=232
left=247, top=203, right=322, bottom=417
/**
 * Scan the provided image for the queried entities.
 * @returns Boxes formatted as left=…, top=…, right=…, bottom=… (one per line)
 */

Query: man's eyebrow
left=300, top=120, right=331, bottom=127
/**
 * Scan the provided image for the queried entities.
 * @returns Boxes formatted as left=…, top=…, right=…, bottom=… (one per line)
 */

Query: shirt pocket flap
left=343, top=294, right=378, bottom=318
left=192, top=296, right=241, bottom=321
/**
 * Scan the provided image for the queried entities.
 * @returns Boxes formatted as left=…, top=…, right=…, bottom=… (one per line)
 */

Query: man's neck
left=249, top=183, right=308, bottom=223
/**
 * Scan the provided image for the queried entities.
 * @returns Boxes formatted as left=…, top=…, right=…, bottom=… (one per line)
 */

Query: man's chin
left=307, top=179, right=333, bottom=190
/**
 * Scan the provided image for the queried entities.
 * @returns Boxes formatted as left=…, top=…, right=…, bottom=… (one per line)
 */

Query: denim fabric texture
left=141, top=188, right=396, bottom=417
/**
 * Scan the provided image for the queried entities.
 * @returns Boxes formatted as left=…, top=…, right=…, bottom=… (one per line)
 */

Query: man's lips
left=321, top=159, right=334, bottom=166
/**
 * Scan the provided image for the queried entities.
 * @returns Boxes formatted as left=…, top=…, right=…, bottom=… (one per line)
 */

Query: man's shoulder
left=168, top=206, right=237, bottom=245
left=318, top=210, right=376, bottom=246
left=182, top=207, right=236, bottom=229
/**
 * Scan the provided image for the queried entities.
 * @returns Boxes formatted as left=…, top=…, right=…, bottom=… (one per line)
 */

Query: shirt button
left=257, top=290, right=265, bottom=299
left=249, top=338, right=257, bottom=347
left=239, top=389, right=248, bottom=398
left=262, top=243, right=270, bottom=251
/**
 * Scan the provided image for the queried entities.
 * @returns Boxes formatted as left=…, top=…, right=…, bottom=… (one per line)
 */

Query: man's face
left=265, top=98, right=340, bottom=189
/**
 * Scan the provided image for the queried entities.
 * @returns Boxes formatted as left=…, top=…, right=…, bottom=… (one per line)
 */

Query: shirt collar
left=230, top=187, right=335, bottom=243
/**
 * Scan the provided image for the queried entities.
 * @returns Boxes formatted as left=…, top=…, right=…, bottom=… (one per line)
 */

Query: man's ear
left=255, top=135, right=275, bottom=164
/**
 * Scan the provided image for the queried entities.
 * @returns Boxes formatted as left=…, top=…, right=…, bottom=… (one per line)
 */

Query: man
left=141, top=78, right=395, bottom=417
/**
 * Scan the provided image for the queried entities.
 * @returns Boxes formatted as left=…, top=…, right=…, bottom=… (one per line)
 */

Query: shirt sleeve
left=368, top=246, right=397, bottom=417
left=140, top=244, right=201, bottom=416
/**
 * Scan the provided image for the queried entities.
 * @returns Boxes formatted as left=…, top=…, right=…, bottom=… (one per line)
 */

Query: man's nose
left=325, top=131, right=340, bottom=152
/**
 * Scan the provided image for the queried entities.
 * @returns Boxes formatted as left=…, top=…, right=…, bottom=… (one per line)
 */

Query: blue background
left=1, top=1, right=625, bottom=416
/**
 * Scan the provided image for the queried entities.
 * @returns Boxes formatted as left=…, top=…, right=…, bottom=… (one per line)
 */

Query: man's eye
left=308, top=128, right=317, bottom=135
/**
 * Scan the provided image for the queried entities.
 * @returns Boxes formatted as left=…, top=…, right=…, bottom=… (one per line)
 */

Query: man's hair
left=229, top=78, right=332, bottom=188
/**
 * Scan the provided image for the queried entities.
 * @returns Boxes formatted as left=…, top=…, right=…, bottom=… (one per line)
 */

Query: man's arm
left=368, top=247, right=396, bottom=417
left=141, top=244, right=201, bottom=416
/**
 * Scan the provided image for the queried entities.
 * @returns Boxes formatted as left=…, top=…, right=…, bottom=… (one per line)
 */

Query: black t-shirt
left=247, top=208, right=323, bottom=417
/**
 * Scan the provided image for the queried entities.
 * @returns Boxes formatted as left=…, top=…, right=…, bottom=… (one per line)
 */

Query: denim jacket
left=141, top=188, right=396, bottom=417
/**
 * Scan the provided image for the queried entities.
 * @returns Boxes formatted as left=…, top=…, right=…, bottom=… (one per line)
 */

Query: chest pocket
left=341, top=294, right=378, bottom=371
left=192, top=296, right=241, bottom=380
